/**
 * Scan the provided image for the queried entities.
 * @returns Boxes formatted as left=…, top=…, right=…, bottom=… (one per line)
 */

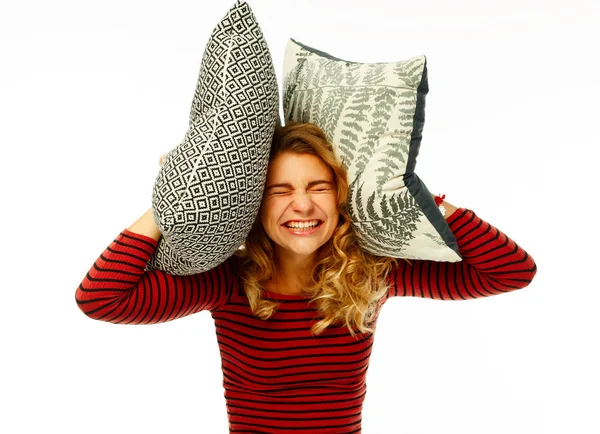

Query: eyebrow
left=265, top=180, right=334, bottom=190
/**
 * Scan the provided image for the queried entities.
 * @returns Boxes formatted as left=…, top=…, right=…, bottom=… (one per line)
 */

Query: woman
left=76, top=122, right=537, bottom=433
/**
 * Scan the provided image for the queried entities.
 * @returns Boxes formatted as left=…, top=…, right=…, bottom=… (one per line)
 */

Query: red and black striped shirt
left=76, top=208, right=536, bottom=433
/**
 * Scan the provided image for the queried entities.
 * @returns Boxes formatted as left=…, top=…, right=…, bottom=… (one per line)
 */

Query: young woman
left=76, top=122, right=537, bottom=433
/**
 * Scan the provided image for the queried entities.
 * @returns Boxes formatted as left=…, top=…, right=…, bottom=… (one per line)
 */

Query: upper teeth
left=286, top=220, right=319, bottom=228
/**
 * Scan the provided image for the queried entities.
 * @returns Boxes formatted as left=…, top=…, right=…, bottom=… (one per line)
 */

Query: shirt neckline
left=263, top=289, right=312, bottom=301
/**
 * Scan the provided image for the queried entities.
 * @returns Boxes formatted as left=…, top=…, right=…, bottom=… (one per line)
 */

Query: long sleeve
left=75, top=229, right=233, bottom=324
left=387, top=208, right=537, bottom=300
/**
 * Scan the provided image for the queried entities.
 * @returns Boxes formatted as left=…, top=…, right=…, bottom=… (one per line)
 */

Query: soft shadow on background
left=0, top=0, right=598, bottom=433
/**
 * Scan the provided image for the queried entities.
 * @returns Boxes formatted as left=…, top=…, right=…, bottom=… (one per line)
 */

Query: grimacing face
left=260, top=152, right=339, bottom=261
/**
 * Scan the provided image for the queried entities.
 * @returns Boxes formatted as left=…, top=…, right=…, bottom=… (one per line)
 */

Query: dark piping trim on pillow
left=404, top=59, right=461, bottom=258
left=289, top=38, right=356, bottom=64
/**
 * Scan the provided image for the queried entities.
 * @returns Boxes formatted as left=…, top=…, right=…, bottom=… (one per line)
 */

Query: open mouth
left=282, top=219, right=323, bottom=232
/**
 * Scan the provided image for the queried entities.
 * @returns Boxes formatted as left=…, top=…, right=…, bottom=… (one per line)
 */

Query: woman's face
left=260, top=152, right=339, bottom=261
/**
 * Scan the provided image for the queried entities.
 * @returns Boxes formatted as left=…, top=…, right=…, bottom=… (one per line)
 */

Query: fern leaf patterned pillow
left=283, top=39, right=460, bottom=261
left=147, top=1, right=279, bottom=275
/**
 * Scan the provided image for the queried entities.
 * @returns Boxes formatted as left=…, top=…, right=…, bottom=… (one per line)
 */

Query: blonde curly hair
left=236, top=122, right=397, bottom=337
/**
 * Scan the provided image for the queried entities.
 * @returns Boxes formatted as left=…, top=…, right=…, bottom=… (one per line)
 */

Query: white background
left=1, top=0, right=598, bottom=433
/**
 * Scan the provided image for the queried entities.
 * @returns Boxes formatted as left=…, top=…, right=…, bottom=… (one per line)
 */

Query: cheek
left=329, top=213, right=339, bottom=232
left=327, top=196, right=339, bottom=215
left=318, top=196, right=339, bottom=225
left=260, top=199, right=282, bottom=227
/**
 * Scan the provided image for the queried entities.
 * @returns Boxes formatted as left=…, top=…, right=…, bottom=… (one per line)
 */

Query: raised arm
left=75, top=209, right=233, bottom=324
left=387, top=204, right=537, bottom=300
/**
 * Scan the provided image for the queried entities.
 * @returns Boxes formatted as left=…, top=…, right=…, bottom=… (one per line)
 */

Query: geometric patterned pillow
left=283, top=38, right=461, bottom=261
left=146, top=1, right=279, bottom=275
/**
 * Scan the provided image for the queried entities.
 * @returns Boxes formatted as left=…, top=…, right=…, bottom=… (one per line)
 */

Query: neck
left=268, top=249, right=316, bottom=295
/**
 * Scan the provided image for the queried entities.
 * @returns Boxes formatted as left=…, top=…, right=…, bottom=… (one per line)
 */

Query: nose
left=291, top=191, right=314, bottom=213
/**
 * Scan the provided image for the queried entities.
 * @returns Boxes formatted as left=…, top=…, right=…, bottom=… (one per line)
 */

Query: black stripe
left=114, top=238, right=153, bottom=256
left=225, top=390, right=367, bottom=406
left=121, top=231, right=157, bottom=249
left=215, top=316, right=353, bottom=335
left=227, top=401, right=363, bottom=414
left=106, top=246, right=149, bottom=263
left=220, top=347, right=372, bottom=373
left=99, top=253, right=145, bottom=270
left=86, top=268, right=137, bottom=284
left=216, top=329, right=372, bottom=354
left=221, top=361, right=369, bottom=385
left=92, top=261, right=142, bottom=277
left=215, top=338, right=374, bottom=364
left=229, top=418, right=360, bottom=431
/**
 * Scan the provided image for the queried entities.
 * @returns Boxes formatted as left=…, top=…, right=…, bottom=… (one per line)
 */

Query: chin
left=299, top=239, right=332, bottom=255
left=277, top=238, right=328, bottom=258
left=287, top=245, right=320, bottom=257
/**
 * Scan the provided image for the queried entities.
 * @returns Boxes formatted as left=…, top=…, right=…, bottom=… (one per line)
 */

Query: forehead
left=266, top=153, right=333, bottom=183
